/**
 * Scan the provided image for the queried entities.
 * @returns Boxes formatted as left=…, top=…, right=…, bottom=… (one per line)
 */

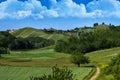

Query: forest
left=55, top=25, right=120, bottom=54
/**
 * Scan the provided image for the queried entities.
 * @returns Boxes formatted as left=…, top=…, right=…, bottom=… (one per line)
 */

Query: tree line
left=55, top=26, right=120, bottom=54
left=9, top=37, right=54, bottom=50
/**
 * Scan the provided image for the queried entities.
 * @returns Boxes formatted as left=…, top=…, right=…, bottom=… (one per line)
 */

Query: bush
left=104, top=54, right=120, bottom=80
left=30, top=65, right=76, bottom=80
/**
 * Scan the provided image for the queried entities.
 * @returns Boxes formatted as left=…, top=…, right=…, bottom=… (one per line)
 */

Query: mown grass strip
left=83, top=66, right=96, bottom=80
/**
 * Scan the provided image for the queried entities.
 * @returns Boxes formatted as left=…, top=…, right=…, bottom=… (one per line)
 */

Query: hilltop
left=10, top=27, right=69, bottom=41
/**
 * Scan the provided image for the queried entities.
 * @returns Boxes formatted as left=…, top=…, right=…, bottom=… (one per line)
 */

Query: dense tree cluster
left=24, top=37, right=54, bottom=48
left=9, top=37, right=54, bottom=50
left=0, top=31, right=15, bottom=57
left=104, top=54, right=120, bottom=80
left=55, top=26, right=120, bottom=54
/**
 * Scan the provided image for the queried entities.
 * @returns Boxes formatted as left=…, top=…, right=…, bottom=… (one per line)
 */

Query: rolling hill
left=10, top=27, right=69, bottom=41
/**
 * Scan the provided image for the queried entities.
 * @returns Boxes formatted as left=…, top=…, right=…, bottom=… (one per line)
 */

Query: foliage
left=55, top=26, right=120, bottom=54
left=9, top=37, right=33, bottom=50
left=0, top=31, right=16, bottom=48
left=71, top=53, right=90, bottom=67
left=25, top=37, right=54, bottom=48
left=30, top=66, right=76, bottom=80
left=0, top=47, right=9, bottom=58
left=104, top=54, right=120, bottom=80
left=0, top=31, right=15, bottom=57
left=9, top=37, right=54, bottom=50
left=54, top=39, right=68, bottom=52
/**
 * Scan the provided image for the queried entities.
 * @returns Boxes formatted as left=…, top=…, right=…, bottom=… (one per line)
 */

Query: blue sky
left=0, top=0, right=120, bottom=30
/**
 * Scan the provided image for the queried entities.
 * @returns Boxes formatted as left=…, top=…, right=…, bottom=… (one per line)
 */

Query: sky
left=0, top=0, right=120, bottom=30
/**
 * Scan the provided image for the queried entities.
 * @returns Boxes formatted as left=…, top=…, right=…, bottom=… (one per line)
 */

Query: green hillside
left=11, top=27, right=69, bottom=41
left=86, top=47, right=120, bottom=65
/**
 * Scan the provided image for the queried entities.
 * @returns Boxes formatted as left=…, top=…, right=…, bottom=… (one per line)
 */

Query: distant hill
left=10, top=27, right=69, bottom=41
left=10, top=24, right=119, bottom=41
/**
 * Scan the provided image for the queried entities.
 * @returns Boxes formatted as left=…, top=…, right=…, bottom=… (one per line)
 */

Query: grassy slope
left=11, top=27, right=69, bottom=41
left=86, top=47, right=120, bottom=66
left=86, top=47, right=120, bottom=80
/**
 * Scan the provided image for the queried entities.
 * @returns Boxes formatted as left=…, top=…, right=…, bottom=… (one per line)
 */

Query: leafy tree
left=104, top=54, right=120, bottom=80
left=0, top=47, right=9, bottom=58
left=93, top=23, right=98, bottom=27
left=30, top=65, right=76, bottom=80
left=0, top=31, right=16, bottom=48
left=9, top=38, right=34, bottom=50
left=0, top=31, right=15, bottom=57
left=54, top=40, right=68, bottom=52
left=25, top=37, right=54, bottom=48
left=71, top=53, right=90, bottom=67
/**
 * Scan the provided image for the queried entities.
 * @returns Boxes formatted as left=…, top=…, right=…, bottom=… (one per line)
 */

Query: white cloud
left=0, top=0, right=120, bottom=19
left=51, top=0, right=89, bottom=17
left=41, top=9, right=59, bottom=18
left=87, top=0, right=120, bottom=18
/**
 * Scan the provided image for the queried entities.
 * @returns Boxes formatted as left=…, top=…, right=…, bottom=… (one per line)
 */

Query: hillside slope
left=11, top=27, right=69, bottom=41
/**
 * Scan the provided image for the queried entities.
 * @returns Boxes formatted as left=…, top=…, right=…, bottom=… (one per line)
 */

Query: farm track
left=90, top=67, right=100, bottom=80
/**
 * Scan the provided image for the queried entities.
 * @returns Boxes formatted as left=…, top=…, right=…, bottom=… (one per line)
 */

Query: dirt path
left=90, top=67, right=100, bottom=80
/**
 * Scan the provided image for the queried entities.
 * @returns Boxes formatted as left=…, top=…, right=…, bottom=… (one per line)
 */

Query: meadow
left=0, top=46, right=120, bottom=80
left=0, top=47, right=93, bottom=80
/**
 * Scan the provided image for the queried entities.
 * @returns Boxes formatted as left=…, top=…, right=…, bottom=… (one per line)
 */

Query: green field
left=1, top=46, right=120, bottom=80
left=0, top=46, right=93, bottom=80
left=0, top=47, right=72, bottom=67
left=0, top=66, right=92, bottom=80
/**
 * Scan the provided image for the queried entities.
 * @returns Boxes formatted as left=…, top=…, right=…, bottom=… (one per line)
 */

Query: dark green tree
left=54, top=40, right=68, bottom=52
left=0, top=31, right=15, bottom=58
left=0, top=47, right=9, bottom=58
left=104, top=54, right=120, bottom=80
left=71, top=53, right=90, bottom=67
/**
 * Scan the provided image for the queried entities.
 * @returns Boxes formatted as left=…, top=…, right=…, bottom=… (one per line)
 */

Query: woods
left=55, top=26, right=120, bottom=54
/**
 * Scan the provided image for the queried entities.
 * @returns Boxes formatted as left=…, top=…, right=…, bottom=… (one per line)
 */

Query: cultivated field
left=0, top=47, right=93, bottom=80
left=0, top=66, right=92, bottom=80
left=0, top=46, right=119, bottom=80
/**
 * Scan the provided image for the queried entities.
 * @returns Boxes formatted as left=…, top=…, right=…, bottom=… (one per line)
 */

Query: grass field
left=0, top=66, right=92, bottom=80
left=1, top=46, right=120, bottom=80
left=0, top=47, right=72, bottom=67
left=0, top=46, right=93, bottom=80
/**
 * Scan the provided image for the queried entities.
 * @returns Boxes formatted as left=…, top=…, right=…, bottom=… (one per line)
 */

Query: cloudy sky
left=0, top=0, right=120, bottom=30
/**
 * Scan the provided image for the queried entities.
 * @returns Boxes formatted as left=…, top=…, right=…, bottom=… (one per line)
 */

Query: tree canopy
left=55, top=26, right=120, bottom=54
left=71, top=53, right=90, bottom=67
